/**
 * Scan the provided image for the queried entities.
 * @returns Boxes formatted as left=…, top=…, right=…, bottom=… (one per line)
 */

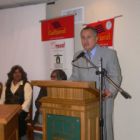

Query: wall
left=0, top=3, right=48, bottom=82
left=46, top=0, right=140, bottom=140
left=0, top=3, right=48, bottom=117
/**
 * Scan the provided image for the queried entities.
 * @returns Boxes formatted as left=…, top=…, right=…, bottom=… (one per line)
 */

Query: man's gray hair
left=80, top=26, right=98, bottom=37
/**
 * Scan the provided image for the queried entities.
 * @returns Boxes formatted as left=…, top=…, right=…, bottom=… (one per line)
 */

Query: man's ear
left=95, top=36, right=98, bottom=43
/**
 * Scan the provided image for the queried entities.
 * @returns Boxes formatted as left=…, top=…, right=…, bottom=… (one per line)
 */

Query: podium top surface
left=31, top=80, right=96, bottom=90
left=0, top=105, right=21, bottom=124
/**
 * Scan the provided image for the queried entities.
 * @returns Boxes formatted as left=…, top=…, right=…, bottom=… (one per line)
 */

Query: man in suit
left=70, top=26, right=122, bottom=140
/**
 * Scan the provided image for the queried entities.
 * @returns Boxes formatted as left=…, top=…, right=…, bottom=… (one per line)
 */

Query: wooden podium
left=0, top=105, right=21, bottom=140
left=32, top=80, right=99, bottom=140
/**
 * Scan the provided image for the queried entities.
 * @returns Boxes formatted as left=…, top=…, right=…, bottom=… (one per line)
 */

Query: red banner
left=41, top=15, right=74, bottom=41
left=87, top=18, right=114, bottom=47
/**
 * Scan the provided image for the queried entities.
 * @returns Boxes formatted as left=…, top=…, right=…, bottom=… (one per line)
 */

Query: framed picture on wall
left=61, top=7, right=85, bottom=24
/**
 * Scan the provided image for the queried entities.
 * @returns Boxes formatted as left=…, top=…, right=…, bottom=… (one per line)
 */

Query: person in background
left=33, top=69, right=67, bottom=124
left=0, top=65, right=32, bottom=138
left=70, top=26, right=122, bottom=140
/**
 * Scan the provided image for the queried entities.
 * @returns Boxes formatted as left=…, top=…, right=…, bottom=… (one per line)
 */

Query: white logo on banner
left=46, top=38, right=74, bottom=77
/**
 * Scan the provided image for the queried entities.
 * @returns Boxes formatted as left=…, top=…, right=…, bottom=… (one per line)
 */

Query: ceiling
left=0, top=0, right=56, bottom=9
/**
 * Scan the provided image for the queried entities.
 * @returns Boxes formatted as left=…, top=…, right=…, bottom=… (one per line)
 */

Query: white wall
left=0, top=3, right=48, bottom=117
left=0, top=3, right=48, bottom=82
left=46, top=0, right=140, bottom=140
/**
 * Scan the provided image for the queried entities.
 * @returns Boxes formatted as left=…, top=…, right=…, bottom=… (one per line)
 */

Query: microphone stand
left=82, top=55, right=131, bottom=140
left=98, top=58, right=104, bottom=140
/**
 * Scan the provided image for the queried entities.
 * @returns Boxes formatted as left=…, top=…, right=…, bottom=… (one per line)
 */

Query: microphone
left=72, top=52, right=85, bottom=62
left=120, top=89, right=132, bottom=99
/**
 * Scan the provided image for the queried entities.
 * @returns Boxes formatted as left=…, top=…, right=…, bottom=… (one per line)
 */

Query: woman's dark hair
left=51, top=69, right=67, bottom=80
left=6, top=65, right=27, bottom=88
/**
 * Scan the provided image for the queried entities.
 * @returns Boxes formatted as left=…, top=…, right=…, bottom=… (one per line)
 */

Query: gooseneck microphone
left=72, top=52, right=85, bottom=62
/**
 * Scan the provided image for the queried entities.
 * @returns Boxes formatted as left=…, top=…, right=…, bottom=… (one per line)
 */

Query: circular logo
left=106, top=21, right=112, bottom=30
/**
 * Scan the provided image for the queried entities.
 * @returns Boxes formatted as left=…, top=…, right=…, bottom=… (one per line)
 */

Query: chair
left=26, top=88, right=45, bottom=140
left=26, top=105, right=43, bottom=140
left=26, top=119, right=43, bottom=140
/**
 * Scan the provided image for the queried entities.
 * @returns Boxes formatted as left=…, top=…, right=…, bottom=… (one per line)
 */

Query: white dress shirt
left=0, top=80, right=32, bottom=112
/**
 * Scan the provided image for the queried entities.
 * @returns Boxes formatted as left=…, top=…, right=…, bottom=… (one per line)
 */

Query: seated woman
left=33, top=69, right=67, bottom=124
left=0, top=65, right=32, bottom=138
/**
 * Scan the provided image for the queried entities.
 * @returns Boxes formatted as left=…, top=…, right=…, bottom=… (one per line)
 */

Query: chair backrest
left=26, top=87, right=43, bottom=140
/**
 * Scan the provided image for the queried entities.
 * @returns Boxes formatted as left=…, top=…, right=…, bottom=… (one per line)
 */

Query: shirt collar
left=84, top=45, right=97, bottom=57
left=11, top=80, right=23, bottom=86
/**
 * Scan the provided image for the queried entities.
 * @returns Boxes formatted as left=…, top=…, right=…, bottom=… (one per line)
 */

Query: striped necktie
left=87, top=52, right=92, bottom=60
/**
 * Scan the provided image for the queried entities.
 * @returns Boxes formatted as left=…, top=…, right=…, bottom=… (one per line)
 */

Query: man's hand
left=102, top=89, right=111, bottom=98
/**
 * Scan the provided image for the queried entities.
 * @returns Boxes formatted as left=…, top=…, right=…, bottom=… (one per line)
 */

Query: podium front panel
left=47, top=114, right=80, bottom=140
